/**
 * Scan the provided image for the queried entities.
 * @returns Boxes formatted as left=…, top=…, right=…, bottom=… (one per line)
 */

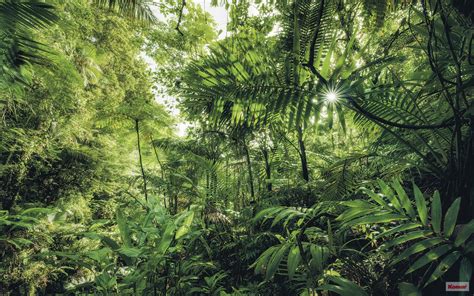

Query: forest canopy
left=1, top=0, right=474, bottom=295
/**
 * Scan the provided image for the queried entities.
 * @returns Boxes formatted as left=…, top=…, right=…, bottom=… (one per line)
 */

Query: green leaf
left=454, top=220, right=474, bottom=247
left=86, top=248, right=110, bottom=262
left=413, top=184, right=428, bottom=226
left=466, top=240, right=474, bottom=253
left=424, top=251, right=461, bottom=287
left=398, top=282, right=421, bottom=296
left=253, top=207, right=283, bottom=223
left=321, top=33, right=337, bottom=78
left=335, top=104, right=346, bottom=133
left=343, top=213, right=407, bottom=227
left=392, top=237, right=445, bottom=265
left=362, top=188, right=389, bottom=209
left=431, top=191, right=442, bottom=234
left=117, top=209, right=131, bottom=247
left=271, top=208, right=300, bottom=227
left=380, top=230, right=432, bottom=251
left=118, top=246, right=142, bottom=258
left=175, top=211, right=194, bottom=239
left=99, top=235, right=133, bottom=265
left=310, top=245, right=329, bottom=272
left=406, top=244, right=452, bottom=274
left=392, top=180, right=416, bottom=218
left=317, top=276, right=368, bottom=296
left=377, top=180, right=403, bottom=213
left=252, top=245, right=278, bottom=274
left=100, top=236, right=120, bottom=251
left=266, top=243, right=290, bottom=280
left=443, top=198, right=461, bottom=237
left=337, top=207, right=378, bottom=223
left=343, top=199, right=373, bottom=208
left=158, top=223, right=175, bottom=254
left=459, top=257, right=472, bottom=283
left=375, top=222, right=421, bottom=240
left=287, top=246, right=301, bottom=279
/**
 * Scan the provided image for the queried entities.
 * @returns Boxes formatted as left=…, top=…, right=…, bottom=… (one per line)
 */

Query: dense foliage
left=1, top=0, right=473, bottom=295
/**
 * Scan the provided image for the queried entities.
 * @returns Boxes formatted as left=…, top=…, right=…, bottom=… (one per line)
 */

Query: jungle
left=1, top=0, right=474, bottom=295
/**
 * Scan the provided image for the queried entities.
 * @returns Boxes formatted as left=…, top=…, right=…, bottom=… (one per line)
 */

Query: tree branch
left=347, top=96, right=456, bottom=130
left=176, top=0, right=186, bottom=36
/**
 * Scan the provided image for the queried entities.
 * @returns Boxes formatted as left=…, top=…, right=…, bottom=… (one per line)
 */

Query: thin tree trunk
left=206, top=173, right=210, bottom=196
left=297, top=126, right=309, bottom=182
left=150, top=137, right=166, bottom=208
left=174, top=194, right=178, bottom=214
left=135, top=119, right=148, bottom=201
left=262, top=148, right=272, bottom=192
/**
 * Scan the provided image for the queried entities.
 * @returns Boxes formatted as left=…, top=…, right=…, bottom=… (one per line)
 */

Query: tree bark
left=297, top=126, right=309, bottom=182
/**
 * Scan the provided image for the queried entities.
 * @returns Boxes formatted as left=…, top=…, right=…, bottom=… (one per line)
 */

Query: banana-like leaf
left=317, top=276, right=368, bottom=296
left=175, top=211, right=194, bottom=239
left=253, top=207, right=285, bottom=223
left=336, top=207, right=379, bottom=223
left=266, top=243, right=290, bottom=280
left=310, top=245, right=329, bottom=272
left=459, top=257, right=473, bottom=283
left=406, top=244, right=452, bottom=274
left=287, top=246, right=301, bottom=279
left=377, top=180, right=404, bottom=213
left=271, top=208, right=303, bottom=227
left=343, top=213, right=407, bottom=227
left=424, top=251, right=461, bottom=287
left=252, top=245, right=278, bottom=274
left=455, top=220, right=474, bottom=247
left=392, top=180, right=416, bottom=218
left=380, top=230, right=432, bottom=251
left=157, top=223, right=175, bottom=255
left=398, top=282, right=421, bottom=296
left=117, top=246, right=142, bottom=258
left=392, top=237, right=445, bottom=266
left=375, top=222, right=421, bottom=240
left=117, top=209, right=132, bottom=247
left=361, top=188, right=389, bottom=209
left=443, top=198, right=461, bottom=237
left=413, top=184, right=428, bottom=226
left=431, top=191, right=442, bottom=234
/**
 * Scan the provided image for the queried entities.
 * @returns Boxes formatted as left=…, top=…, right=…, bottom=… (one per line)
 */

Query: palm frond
left=93, top=0, right=156, bottom=23
left=280, top=0, right=336, bottom=66
left=0, top=1, right=57, bottom=71
left=0, top=1, right=57, bottom=31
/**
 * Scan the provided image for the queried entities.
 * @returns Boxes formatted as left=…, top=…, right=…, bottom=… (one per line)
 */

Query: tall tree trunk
left=150, top=137, right=166, bottom=208
left=297, top=126, right=309, bottom=182
left=174, top=194, right=178, bottom=214
left=169, top=187, right=174, bottom=213
left=135, top=119, right=148, bottom=201
left=206, top=173, right=210, bottom=196
left=262, top=148, right=272, bottom=192
left=242, top=139, right=255, bottom=201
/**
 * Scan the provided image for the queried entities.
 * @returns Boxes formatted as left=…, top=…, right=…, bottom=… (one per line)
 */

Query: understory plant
left=252, top=180, right=474, bottom=295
